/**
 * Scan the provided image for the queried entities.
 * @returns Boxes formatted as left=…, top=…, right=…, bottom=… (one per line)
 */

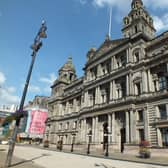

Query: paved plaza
left=0, top=145, right=167, bottom=168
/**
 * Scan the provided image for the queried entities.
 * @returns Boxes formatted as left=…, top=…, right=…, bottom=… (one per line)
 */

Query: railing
left=155, top=116, right=168, bottom=122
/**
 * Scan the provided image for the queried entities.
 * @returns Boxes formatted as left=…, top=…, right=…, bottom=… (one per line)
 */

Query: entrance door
left=161, top=128, right=168, bottom=147
left=120, top=128, right=126, bottom=153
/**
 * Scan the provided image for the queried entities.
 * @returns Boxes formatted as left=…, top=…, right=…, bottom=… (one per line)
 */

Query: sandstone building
left=45, top=0, right=168, bottom=153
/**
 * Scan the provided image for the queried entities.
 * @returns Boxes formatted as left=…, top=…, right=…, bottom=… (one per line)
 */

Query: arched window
left=133, top=49, right=141, bottom=63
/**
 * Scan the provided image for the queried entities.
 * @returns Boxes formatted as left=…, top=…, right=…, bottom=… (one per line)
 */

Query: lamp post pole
left=87, top=130, right=92, bottom=155
left=104, top=133, right=109, bottom=157
left=5, top=21, right=47, bottom=167
left=103, top=122, right=109, bottom=157
left=71, top=134, right=75, bottom=152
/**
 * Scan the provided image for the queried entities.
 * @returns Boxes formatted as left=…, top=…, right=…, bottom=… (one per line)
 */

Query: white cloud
left=90, top=0, right=168, bottom=32
left=39, top=73, right=56, bottom=94
left=93, top=0, right=130, bottom=14
left=153, top=14, right=168, bottom=32
left=79, top=0, right=87, bottom=5
left=44, top=87, right=51, bottom=94
left=28, top=85, right=41, bottom=93
left=143, top=0, right=168, bottom=9
left=0, top=72, right=19, bottom=105
left=0, top=72, right=6, bottom=85
left=7, top=86, right=16, bottom=93
left=0, top=88, right=19, bottom=105
left=93, top=0, right=168, bottom=9
left=39, top=73, right=56, bottom=85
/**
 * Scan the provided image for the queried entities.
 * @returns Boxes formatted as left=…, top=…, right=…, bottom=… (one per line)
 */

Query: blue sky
left=0, top=0, right=168, bottom=106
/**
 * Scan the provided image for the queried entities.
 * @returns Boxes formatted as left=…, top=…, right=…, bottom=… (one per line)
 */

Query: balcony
left=155, top=116, right=168, bottom=124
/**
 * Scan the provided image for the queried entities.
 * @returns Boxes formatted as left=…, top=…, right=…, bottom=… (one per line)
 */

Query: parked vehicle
left=1, top=140, right=8, bottom=145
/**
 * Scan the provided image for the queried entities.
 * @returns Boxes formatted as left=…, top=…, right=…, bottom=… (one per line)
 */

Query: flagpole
left=108, top=5, right=112, bottom=38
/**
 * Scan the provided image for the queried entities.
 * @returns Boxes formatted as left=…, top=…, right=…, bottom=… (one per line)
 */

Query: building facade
left=19, top=96, right=48, bottom=140
left=46, top=0, right=168, bottom=153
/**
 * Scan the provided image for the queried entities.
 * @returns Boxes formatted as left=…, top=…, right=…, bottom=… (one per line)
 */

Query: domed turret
left=122, top=0, right=155, bottom=40
left=58, top=57, right=77, bottom=83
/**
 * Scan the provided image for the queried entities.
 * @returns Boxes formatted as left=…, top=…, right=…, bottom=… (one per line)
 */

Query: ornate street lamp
left=104, top=132, right=109, bottom=157
left=103, top=122, right=109, bottom=157
left=5, top=21, right=47, bottom=167
left=71, top=134, right=75, bottom=152
left=87, top=130, right=92, bottom=155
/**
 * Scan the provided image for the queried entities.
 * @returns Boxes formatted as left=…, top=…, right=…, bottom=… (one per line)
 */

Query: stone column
left=84, top=91, right=88, bottom=107
left=166, top=104, right=168, bottom=117
left=81, top=119, right=84, bottom=143
left=130, top=109, right=136, bottom=143
left=128, top=48, right=133, bottom=63
left=92, top=117, right=95, bottom=143
left=97, top=86, right=101, bottom=104
left=129, top=73, right=133, bottom=96
left=87, top=71, right=90, bottom=81
left=142, top=70, right=148, bottom=93
left=83, top=118, right=87, bottom=142
left=143, top=107, right=150, bottom=141
left=66, top=101, right=69, bottom=114
left=147, top=69, right=154, bottom=92
left=73, top=98, right=77, bottom=112
left=157, top=128, right=163, bottom=147
left=110, top=81, right=113, bottom=101
left=95, top=116, right=98, bottom=143
left=108, top=114, right=112, bottom=143
left=59, top=104, right=62, bottom=116
left=112, top=112, right=115, bottom=143
left=126, top=75, right=129, bottom=96
left=155, top=106, right=160, bottom=118
left=76, top=121, right=80, bottom=143
left=95, top=87, right=98, bottom=104
left=125, top=111, right=130, bottom=143
left=126, top=49, right=129, bottom=63
left=111, top=57, right=113, bottom=71
left=112, top=80, right=116, bottom=100
left=113, top=56, right=117, bottom=69
left=97, top=64, right=102, bottom=77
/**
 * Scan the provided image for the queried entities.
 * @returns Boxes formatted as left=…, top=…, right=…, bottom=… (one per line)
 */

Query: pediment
left=94, top=38, right=129, bottom=59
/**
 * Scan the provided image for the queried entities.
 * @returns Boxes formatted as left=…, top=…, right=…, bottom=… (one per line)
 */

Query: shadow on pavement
left=94, top=163, right=115, bottom=168
left=9, top=153, right=50, bottom=167
left=0, top=149, right=6, bottom=151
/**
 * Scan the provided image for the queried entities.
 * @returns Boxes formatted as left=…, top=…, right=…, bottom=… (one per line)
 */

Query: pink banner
left=29, top=110, right=48, bottom=135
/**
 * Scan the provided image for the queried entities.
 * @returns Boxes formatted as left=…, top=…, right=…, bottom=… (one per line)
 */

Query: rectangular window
left=159, top=76, right=167, bottom=91
left=134, top=52, right=139, bottom=62
left=121, top=82, right=126, bottom=97
left=137, top=110, right=143, bottom=122
left=91, top=67, right=97, bottom=80
left=161, top=128, right=168, bottom=147
left=135, top=82, right=141, bottom=95
left=121, top=55, right=126, bottom=67
left=158, top=104, right=167, bottom=120
left=139, top=129, right=145, bottom=141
